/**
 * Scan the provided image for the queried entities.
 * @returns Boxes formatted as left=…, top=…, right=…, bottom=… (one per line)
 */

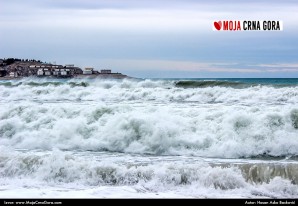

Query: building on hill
left=100, top=69, right=112, bottom=74
left=83, top=67, right=93, bottom=75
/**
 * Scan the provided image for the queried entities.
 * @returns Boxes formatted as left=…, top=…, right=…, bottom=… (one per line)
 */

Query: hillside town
left=0, top=58, right=129, bottom=79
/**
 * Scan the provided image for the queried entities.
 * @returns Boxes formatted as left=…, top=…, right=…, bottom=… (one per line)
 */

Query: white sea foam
left=0, top=100, right=298, bottom=158
left=1, top=78, right=298, bottom=198
left=0, top=149, right=297, bottom=198
left=0, top=79, right=298, bottom=105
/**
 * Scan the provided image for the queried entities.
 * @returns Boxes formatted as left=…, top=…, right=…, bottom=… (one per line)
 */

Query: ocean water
left=0, top=78, right=298, bottom=198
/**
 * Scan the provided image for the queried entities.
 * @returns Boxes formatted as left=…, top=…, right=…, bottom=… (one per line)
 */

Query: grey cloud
left=1, top=0, right=297, bottom=10
left=40, top=0, right=298, bottom=10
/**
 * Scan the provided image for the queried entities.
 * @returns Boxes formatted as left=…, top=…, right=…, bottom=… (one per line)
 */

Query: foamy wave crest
left=1, top=79, right=298, bottom=104
left=0, top=150, right=297, bottom=198
left=1, top=102, right=298, bottom=158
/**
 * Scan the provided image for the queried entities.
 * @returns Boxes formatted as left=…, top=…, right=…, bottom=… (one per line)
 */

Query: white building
left=60, top=69, right=67, bottom=76
left=83, top=67, right=93, bottom=75
left=44, top=69, right=51, bottom=75
left=37, top=69, right=44, bottom=76
left=9, top=72, right=18, bottom=77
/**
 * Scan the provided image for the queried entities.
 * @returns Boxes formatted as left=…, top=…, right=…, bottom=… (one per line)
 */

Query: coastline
left=0, top=58, right=137, bottom=80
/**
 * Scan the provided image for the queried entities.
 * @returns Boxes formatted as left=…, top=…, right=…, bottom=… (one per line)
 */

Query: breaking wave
left=175, top=80, right=249, bottom=88
left=1, top=78, right=298, bottom=198
left=1, top=103, right=298, bottom=158
left=1, top=78, right=298, bottom=105
left=0, top=150, right=297, bottom=198
left=0, top=81, right=89, bottom=87
left=175, top=79, right=298, bottom=89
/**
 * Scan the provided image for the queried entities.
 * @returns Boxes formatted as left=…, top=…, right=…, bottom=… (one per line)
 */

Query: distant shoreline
left=0, top=58, right=135, bottom=80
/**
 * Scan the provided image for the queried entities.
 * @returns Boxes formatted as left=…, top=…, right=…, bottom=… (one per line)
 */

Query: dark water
left=171, top=78, right=298, bottom=88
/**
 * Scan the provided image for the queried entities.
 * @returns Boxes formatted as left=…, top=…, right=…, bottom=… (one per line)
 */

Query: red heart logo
left=214, top=21, right=222, bottom=30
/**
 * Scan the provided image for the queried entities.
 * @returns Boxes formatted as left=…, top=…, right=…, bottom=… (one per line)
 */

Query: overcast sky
left=0, top=0, right=298, bottom=78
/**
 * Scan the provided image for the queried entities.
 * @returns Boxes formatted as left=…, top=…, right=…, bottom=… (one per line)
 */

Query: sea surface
left=0, top=78, right=298, bottom=198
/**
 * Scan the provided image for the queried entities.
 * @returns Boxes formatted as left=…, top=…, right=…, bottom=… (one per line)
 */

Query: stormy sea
left=0, top=78, right=298, bottom=198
